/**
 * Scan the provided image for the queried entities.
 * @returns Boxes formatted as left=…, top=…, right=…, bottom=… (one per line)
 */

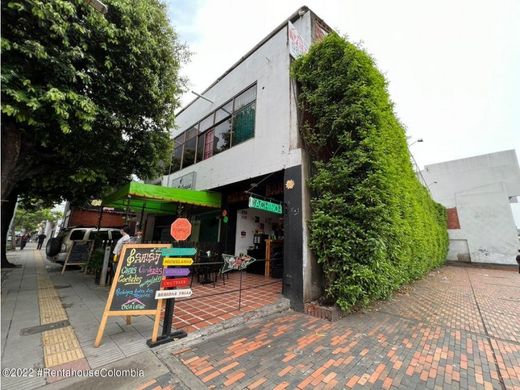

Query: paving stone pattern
left=160, top=266, right=519, bottom=389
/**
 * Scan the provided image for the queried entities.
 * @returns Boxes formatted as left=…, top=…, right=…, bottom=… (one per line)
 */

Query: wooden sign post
left=61, top=240, right=94, bottom=274
left=95, top=243, right=170, bottom=347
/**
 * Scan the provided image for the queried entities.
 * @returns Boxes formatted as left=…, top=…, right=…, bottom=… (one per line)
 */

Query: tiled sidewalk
left=151, top=265, right=520, bottom=389
left=172, top=273, right=282, bottom=333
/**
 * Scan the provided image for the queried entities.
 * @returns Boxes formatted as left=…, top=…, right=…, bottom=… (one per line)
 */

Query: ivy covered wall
left=291, top=33, right=448, bottom=311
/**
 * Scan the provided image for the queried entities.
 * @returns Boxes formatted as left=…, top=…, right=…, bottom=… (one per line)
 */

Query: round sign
left=170, top=218, right=192, bottom=241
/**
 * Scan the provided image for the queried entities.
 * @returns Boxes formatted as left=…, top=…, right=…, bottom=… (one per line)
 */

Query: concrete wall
left=421, top=150, right=520, bottom=265
left=163, top=21, right=303, bottom=192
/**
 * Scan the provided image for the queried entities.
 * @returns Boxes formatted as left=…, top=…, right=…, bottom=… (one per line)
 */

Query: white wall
left=421, top=150, right=520, bottom=265
left=234, top=208, right=277, bottom=256
left=163, top=21, right=306, bottom=191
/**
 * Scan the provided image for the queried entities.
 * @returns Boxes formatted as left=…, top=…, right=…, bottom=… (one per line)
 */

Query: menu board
left=61, top=240, right=94, bottom=274
left=67, top=241, right=93, bottom=263
left=95, top=243, right=170, bottom=347
left=109, top=246, right=164, bottom=312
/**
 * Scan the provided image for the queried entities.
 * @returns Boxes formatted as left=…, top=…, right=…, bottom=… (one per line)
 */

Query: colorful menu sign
left=95, top=244, right=170, bottom=347
left=109, top=247, right=164, bottom=312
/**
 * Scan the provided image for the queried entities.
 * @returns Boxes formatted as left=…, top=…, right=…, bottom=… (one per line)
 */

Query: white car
left=46, top=227, right=122, bottom=262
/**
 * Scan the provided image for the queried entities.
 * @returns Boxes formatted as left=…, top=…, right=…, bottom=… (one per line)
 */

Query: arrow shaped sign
left=164, top=267, right=190, bottom=277
left=161, top=277, right=190, bottom=288
left=161, top=248, right=197, bottom=257
left=163, top=257, right=194, bottom=266
left=155, top=289, right=192, bottom=299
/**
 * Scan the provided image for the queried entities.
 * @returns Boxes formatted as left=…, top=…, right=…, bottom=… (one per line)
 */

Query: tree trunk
left=2, top=121, right=23, bottom=267
left=2, top=190, right=18, bottom=268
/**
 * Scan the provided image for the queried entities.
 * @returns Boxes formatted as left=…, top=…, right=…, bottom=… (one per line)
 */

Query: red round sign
left=170, top=218, right=192, bottom=241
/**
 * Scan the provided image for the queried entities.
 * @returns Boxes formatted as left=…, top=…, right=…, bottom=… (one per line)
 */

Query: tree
left=13, top=207, right=63, bottom=233
left=1, top=0, right=187, bottom=267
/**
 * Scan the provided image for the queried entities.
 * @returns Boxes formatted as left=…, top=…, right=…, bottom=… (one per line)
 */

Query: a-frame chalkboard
left=61, top=240, right=94, bottom=274
left=95, top=243, right=170, bottom=347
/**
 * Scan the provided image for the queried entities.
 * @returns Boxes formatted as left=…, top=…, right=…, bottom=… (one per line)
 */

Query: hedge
left=291, top=33, right=448, bottom=311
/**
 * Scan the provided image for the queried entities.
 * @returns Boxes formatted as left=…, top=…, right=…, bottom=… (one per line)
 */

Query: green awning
left=102, top=182, right=221, bottom=215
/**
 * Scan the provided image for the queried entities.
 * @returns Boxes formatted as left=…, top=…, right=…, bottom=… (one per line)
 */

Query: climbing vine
left=291, top=33, right=448, bottom=311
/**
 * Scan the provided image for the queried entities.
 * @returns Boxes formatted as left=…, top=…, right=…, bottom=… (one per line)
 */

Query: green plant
left=291, top=33, right=448, bottom=311
left=87, top=248, right=104, bottom=273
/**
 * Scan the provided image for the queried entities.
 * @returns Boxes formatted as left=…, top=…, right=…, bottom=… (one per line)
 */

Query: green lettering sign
left=248, top=197, right=283, bottom=214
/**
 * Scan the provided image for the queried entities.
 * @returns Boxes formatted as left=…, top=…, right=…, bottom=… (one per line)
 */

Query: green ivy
left=291, top=33, right=448, bottom=311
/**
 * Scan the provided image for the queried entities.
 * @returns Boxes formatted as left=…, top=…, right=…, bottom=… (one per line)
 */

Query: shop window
left=232, top=102, right=255, bottom=146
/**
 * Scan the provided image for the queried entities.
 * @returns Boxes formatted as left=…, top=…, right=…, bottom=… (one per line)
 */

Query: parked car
left=46, top=227, right=122, bottom=262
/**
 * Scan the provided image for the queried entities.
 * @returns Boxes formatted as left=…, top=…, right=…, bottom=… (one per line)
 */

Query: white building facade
left=421, top=150, right=520, bottom=265
left=157, top=7, right=331, bottom=310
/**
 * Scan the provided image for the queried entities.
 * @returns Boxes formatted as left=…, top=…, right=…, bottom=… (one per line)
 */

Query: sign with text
left=288, top=21, right=309, bottom=59
left=161, top=247, right=197, bottom=257
left=161, top=277, right=190, bottom=289
left=164, top=267, right=190, bottom=277
left=95, top=244, right=170, bottom=347
left=163, top=257, right=193, bottom=266
left=170, top=218, right=192, bottom=241
left=248, top=196, right=283, bottom=214
left=155, top=288, right=193, bottom=299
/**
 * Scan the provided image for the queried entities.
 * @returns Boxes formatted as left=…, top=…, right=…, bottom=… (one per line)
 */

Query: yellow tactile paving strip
left=35, top=251, right=85, bottom=367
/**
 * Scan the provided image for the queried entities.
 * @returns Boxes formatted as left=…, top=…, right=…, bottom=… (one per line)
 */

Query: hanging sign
left=95, top=244, right=170, bottom=347
left=161, top=277, right=190, bottom=288
left=164, top=267, right=190, bottom=277
left=288, top=21, right=309, bottom=59
left=163, top=257, right=193, bottom=266
left=161, top=247, right=197, bottom=257
left=155, top=289, right=193, bottom=299
left=248, top=196, right=283, bottom=214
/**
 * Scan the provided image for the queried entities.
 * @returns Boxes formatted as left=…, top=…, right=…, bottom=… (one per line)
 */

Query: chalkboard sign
left=109, top=246, right=164, bottom=312
left=95, top=243, right=170, bottom=347
left=61, top=240, right=94, bottom=274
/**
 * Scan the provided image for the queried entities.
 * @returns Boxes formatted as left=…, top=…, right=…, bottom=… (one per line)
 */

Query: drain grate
left=20, top=320, right=70, bottom=336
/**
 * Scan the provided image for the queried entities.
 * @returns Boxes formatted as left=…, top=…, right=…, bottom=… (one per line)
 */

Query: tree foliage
left=1, top=0, right=187, bottom=265
left=291, top=33, right=448, bottom=311
left=14, top=207, right=63, bottom=233
left=1, top=0, right=186, bottom=205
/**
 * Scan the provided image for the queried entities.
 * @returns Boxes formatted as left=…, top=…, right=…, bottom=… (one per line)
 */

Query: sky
left=163, top=0, right=520, bottom=225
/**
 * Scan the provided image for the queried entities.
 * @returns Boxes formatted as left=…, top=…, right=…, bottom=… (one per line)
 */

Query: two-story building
left=143, top=7, right=332, bottom=310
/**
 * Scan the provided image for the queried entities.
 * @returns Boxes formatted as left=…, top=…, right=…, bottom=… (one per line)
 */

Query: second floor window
left=170, top=84, right=257, bottom=173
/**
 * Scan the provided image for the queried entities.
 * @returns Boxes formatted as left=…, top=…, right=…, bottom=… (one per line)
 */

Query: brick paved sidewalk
left=143, top=265, right=520, bottom=389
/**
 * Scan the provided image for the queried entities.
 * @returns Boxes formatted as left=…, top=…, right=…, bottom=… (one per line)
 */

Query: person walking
left=516, top=250, right=520, bottom=274
left=110, top=225, right=132, bottom=282
left=36, top=233, right=47, bottom=250
left=20, top=233, right=29, bottom=250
